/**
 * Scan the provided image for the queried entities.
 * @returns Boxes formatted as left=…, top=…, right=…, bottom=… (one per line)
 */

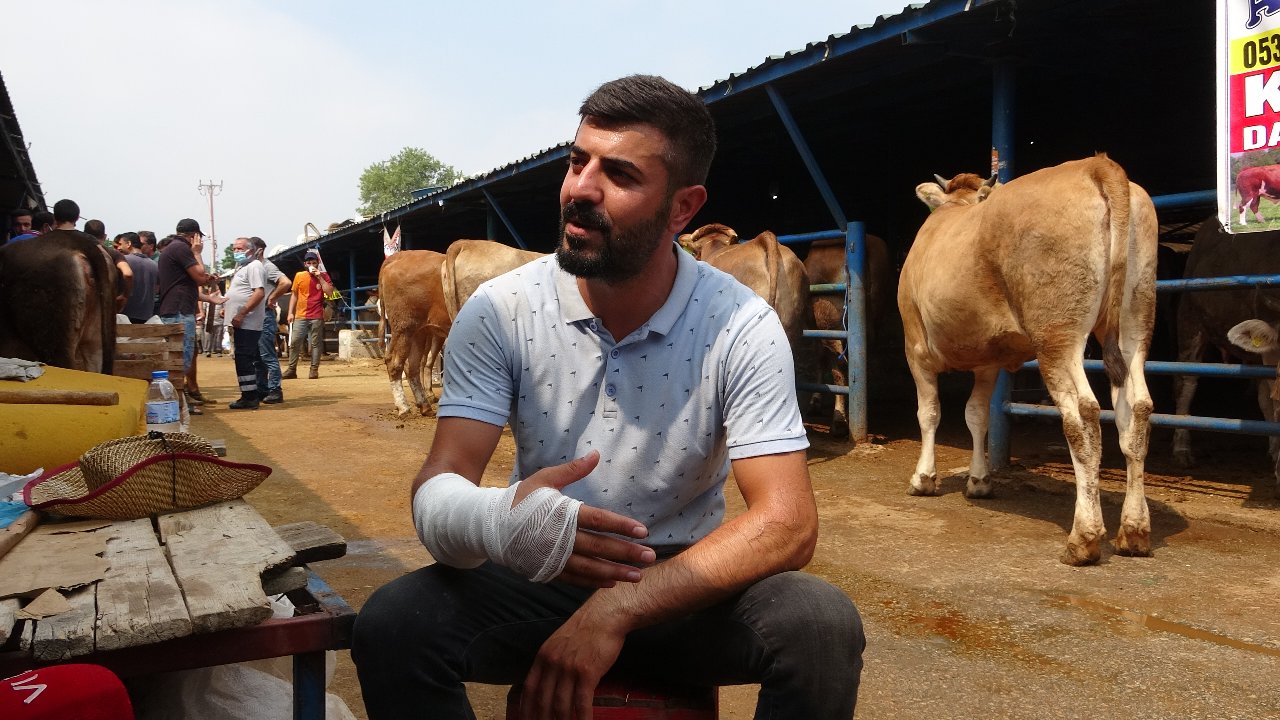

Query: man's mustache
left=562, top=201, right=611, bottom=234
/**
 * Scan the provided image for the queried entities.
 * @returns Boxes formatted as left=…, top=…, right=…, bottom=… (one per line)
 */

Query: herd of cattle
left=4, top=154, right=1280, bottom=565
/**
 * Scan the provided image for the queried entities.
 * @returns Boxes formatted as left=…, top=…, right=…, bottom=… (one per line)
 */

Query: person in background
left=83, top=219, right=132, bottom=312
left=158, top=219, right=218, bottom=411
left=283, top=248, right=333, bottom=380
left=202, top=280, right=225, bottom=358
left=7, top=208, right=31, bottom=243
left=250, top=237, right=291, bottom=404
left=51, top=199, right=80, bottom=231
left=116, top=232, right=158, bottom=324
left=8, top=210, right=54, bottom=243
left=138, top=230, right=158, bottom=260
left=223, top=236, right=266, bottom=410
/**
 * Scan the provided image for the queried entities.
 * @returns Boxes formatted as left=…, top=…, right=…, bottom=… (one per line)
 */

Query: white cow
left=898, top=155, right=1158, bottom=565
left=1226, top=318, right=1280, bottom=494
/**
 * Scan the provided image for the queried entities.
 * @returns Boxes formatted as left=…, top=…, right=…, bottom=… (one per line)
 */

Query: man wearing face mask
left=223, top=236, right=267, bottom=410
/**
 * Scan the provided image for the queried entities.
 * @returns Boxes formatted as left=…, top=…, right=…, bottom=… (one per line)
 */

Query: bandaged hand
left=413, top=451, right=657, bottom=587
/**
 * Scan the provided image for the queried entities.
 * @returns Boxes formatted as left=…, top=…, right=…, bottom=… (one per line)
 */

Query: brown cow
left=804, top=234, right=892, bottom=437
left=677, top=224, right=811, bottom=347
left=1235, top=164, right=1280, bottom=225
left=440, top=240, right=545, bottom=321
left=0, top=230, right=117, bottom=373
left=1172, top=220, right=1280, bottom=469
left=378, top=250, right=450, bottom=417
left=899, top=155, right=1158, bottom=565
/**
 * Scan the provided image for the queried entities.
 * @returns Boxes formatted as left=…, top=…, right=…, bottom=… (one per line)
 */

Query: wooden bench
left=506, top=677, right=718, bottom=719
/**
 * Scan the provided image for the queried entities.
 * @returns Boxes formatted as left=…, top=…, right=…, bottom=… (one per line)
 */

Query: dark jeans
left=351, top=562, right=864, bottom=719
left=255, top=307, right=281, bottom=394
left=232, top=326, right=262, bottom=397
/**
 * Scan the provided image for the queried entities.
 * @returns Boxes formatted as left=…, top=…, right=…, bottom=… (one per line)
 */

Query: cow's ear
left=916, top=182, right=949, bottom=210
left=976, top=184, right=996, bottom=202
left=1227, top=319, right=1279, bottom=356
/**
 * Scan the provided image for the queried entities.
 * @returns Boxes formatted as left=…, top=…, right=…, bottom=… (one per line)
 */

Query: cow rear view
left=898, top=155, right=1158, bottom=565
left=0, top=230, right=116, bottom=373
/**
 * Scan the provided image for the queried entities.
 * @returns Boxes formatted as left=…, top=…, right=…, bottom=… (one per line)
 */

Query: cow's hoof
left=1060, top=536, right=1101, bottom=566
left=395, top=407, right=412, bottom=419
left=1113, top=525, right=1152, bottom=557
left=964, top=476, right=993, bottom=499
left=1172, top=449, right=1195, bottom=468
left=908, top=474, right=938, bottom=496
left=830, top=418, right=849, bottom=439
left=418, top=405, right=436, bottom=417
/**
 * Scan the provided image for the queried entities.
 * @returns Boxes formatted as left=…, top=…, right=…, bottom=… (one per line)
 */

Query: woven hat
left=24, top=433, right=271, bottom=520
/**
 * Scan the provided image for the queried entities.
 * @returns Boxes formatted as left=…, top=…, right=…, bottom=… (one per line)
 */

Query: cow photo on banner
left=1220, top=0, right=1280, bottom=231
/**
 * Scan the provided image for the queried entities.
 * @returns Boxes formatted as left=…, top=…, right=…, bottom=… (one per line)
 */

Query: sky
left=3, top=0, right=910, bottom=265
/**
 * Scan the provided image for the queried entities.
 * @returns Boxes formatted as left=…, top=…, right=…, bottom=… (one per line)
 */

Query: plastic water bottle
left=145, top=370, right=182, bottom=433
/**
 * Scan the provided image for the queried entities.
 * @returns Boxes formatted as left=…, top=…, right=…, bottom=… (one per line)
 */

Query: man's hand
left=519, top=608, right=626, bottom=720
left=231, top=314, right=244, bottom=329
left=286, top=313, right=295, bottom=324
left=516, top=450, right=655, bottom=587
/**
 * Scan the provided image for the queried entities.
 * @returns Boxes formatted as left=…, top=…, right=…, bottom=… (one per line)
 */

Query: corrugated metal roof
left=0, top=70, right=45, bottom=212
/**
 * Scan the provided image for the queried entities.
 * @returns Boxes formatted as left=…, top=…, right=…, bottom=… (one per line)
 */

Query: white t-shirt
left=224, top=260, right=267, bottom=329
left=438, top=247, right=808, bottom=549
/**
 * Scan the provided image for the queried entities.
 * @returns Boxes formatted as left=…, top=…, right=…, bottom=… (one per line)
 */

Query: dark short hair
left=250, top=236, right=266, bottom=251
left=119, top=231, right=141, bottom=249
left=84, top=219, right=106, bottom=238
left=138, top=230, right=156, bottom=246
left=11, top=208, right=31, bottom=219
left=53, top=199, right=80, bottom=224
left=578, top=74, right=716, bottom=188
left=32, top=210, right=54, bottom=228
left=157, top=234, right=178, bottom=251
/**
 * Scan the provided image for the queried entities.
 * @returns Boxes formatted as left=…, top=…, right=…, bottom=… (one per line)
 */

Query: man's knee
left=753, top=571, right=864, bottom=652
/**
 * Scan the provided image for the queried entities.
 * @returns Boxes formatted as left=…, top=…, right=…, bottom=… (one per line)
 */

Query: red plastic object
left=506, top=677, right=718, bottom=719
left=1, top=664, right=134, bottom=719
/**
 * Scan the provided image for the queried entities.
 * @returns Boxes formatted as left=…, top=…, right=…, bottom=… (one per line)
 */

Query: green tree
left=220, top=244, right=235, bottom=274
left=358, top=147, right=462, bottom=216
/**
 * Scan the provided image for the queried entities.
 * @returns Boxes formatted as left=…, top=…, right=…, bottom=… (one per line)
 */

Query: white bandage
left=412, top=473, right=583, bottom=583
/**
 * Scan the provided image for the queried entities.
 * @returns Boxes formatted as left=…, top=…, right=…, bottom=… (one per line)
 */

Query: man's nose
left=567, top=163, right=605, bottom=205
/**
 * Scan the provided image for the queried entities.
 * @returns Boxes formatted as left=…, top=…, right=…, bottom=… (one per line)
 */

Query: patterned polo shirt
left=438, top=246, right=809, bottom=549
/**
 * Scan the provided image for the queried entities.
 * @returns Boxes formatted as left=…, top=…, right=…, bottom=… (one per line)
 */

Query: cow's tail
left=441, top=245, right=460, bottom=320
left=86, top=243, right=117, bottom=374
left=1096, top=153, right=1138, bottom=388
left=377, top=294, right=388, bottom=354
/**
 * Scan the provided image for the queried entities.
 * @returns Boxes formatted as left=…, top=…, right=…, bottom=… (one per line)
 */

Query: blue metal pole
left=293, top=650, right=326, bottom=720
left=1023, top=358, right=1277, bottom=379
left=1005, top=403, right=1280, bottom=436
left=482, top=188, right=527, bottom=249
left=845, top=222, right=867, bottom=441
left=988, top=58, right=1017, bottom=471
left=347, top=252, right=357, bottom=331
left=764, top=84, right=848, bottom=231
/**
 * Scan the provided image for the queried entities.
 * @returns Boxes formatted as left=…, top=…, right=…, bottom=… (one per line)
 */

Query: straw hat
left=24, top=433, right=271, bottom=520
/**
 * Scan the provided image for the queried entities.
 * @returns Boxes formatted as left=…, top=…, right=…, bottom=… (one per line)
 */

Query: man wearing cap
left=282, top=248, right=334, bottom=380
left=158, top=219, right=217, bottom=408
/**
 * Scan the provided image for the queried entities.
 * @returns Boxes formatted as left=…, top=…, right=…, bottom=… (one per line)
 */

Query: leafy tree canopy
left=358, top=147, right=462, bottom=217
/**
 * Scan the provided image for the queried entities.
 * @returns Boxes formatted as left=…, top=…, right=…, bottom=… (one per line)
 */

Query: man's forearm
left=578, top=494, right=816, bottom=634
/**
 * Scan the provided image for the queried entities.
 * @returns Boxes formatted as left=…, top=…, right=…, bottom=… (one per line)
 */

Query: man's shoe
left=261, top=390, right=284, bottom=404
left=188, top=403, right=204, bottom=416
left=186, top=390, right=217, bottom=405
left=228, top=396, right=260, bottom=410
left=308, top=368, right=319, bottom=379
left=281, top=369, right=297, bottom=380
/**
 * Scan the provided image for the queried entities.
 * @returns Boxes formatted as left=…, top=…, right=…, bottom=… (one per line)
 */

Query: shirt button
left=610, top=349, right=620, bottom=359
left=605, top=384, right=616, bottom=397
left=589, top=320, right=598, bottom=331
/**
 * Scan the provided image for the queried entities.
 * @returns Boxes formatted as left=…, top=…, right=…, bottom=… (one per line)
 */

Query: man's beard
left=556, top=196, right=672, bottom=283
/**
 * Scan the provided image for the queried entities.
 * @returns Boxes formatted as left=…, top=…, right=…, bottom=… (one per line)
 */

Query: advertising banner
left=1220, top=0, right=1280, bottom=231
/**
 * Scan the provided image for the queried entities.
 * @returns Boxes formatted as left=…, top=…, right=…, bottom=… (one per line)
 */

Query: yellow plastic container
left=0, top=366, right=147, bottom=475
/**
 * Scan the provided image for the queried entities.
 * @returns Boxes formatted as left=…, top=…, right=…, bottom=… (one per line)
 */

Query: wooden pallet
left=114, top=324, right=185, bottom=390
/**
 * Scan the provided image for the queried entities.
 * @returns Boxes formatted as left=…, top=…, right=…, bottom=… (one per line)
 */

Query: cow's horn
left=984, top=172, right=999, bottom=187
left=933, top=173, right=948, bottom=188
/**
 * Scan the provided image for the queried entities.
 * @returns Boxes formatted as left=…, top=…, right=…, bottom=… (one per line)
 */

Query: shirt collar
left=554, top=242, right=699, bottom=337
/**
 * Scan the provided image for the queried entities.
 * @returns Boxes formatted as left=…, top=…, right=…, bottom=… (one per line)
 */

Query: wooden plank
left=158, top=500, right=296, bottom=633
left=0, top=511, right=39, bottom=563
left=17, top=619, right=32, bottom=652
left=272, top=521, right=347, bottom=563
left=261, top=566, right=308, bottom=596
left=32, top=585, right=96, bottom=661
left=0, top=598, right=18, bottom=645
left=95, top=519, right=192, bottom=652
left=116, top=325, right=186, bottom=339
left=0, top=389, right=118, bottom=405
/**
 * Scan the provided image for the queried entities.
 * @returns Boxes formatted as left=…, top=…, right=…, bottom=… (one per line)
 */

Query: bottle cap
left=151, top=370, right=169, bottom=380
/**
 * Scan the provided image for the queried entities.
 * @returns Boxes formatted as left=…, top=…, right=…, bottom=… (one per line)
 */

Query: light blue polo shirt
left=438, top=246, right=808, bottom=548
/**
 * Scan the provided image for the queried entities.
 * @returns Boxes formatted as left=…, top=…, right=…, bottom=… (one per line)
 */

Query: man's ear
left=666, top=185, right=708, bottom=236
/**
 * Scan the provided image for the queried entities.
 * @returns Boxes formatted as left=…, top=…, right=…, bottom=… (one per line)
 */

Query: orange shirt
left=291, top=270, right=331, bottom=320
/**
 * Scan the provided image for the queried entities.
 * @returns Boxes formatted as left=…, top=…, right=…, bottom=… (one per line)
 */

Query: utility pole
left=197, top=179, right=223, bottom=272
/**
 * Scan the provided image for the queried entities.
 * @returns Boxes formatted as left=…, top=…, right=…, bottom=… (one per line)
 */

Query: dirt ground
left=192, top=353, right=1280, bottom=719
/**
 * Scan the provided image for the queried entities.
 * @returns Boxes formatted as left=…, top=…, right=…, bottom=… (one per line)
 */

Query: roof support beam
left=765, top=83, right=847, bottom=231
left=482, top=189, right=527, bottom=249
